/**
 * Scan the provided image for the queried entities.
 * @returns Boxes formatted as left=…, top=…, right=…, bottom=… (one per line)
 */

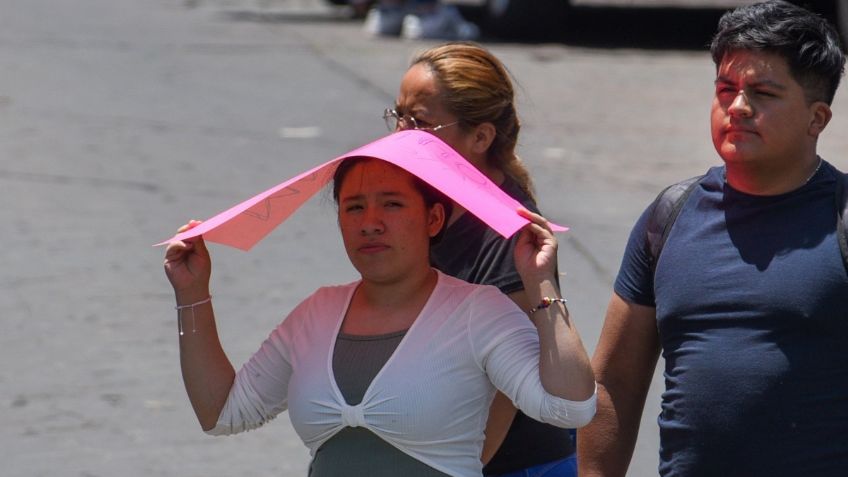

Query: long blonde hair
left=411, top=42, right=535, bottom=200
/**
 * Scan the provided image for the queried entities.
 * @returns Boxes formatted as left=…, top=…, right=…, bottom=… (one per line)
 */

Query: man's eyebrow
left=714, top=75, right=787, bottom=89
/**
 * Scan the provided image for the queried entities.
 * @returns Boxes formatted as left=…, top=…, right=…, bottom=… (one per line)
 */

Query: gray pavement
left=2, top=1, right=847, bottom=476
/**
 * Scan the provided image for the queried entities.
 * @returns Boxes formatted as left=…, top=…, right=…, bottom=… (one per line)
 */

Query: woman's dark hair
left=710, top=0, right=845, bottom=104
left=331, top=156, right=453, bottom=244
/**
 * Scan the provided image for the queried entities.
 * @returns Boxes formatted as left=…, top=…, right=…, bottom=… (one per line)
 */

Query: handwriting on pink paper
left=156, top=130, right=566, bottom=251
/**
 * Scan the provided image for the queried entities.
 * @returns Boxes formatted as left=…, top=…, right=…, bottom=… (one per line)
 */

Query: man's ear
left=470, top=122, right=497, bottom=155
left=427, top=202, right=446, bottom=238
left=808, top=101, right=832, bottom=138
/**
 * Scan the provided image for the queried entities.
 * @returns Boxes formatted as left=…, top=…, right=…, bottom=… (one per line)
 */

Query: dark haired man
left=578, top=1, right=847, bottom=476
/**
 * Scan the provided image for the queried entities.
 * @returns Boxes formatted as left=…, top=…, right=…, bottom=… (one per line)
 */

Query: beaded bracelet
left=175, top=296, right=212, bottom=336
left=529, top=296, right=567, bottom=315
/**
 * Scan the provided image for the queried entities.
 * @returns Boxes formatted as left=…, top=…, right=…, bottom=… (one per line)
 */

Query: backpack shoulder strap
left=835, top=170, right=848, bottom=276
left=646, top=175, right=703, bottom=273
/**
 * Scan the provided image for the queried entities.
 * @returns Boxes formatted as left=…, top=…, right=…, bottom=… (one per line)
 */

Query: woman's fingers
left=517, top=208, right=555, bottom=244
left=517, top=207, right=550, bottom=229
left=165, top=220, right=209, bottom=264
left=164, top=241, right=183, bottom=259
left=191, top=235, right=209, bottom=258
left=168, top=220, right=204, bottom=257
left=164, top=240, right=191, bottom=261
left=176, top=219, right=203, bottom=234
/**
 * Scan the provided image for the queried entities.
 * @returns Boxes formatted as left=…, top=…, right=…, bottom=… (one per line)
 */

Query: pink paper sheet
left=156, top=130, right=567, bottom=251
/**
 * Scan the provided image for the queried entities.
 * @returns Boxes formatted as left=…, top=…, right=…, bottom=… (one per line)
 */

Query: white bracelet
left=175, top=296, right=211, bottom=336
left=175, top=296, right=212, bottom=310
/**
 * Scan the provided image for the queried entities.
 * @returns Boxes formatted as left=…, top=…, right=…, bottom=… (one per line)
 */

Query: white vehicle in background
left=442, top=0, right=848, bottom=40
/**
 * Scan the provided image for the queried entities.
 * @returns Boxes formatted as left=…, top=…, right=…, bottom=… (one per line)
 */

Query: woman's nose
left=360, top=208, right=385, bottom=235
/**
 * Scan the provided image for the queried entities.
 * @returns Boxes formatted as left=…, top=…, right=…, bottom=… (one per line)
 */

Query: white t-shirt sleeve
left=468, top=286, right=596, bottom=428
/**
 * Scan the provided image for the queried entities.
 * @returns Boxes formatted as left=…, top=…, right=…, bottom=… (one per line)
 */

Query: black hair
left=710, top=0, right=845, bottom=104
left=331, top=156, right=453, bottom=244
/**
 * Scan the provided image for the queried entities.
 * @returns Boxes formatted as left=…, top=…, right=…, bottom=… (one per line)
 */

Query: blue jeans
left=488, top=454, right=577, bottom=477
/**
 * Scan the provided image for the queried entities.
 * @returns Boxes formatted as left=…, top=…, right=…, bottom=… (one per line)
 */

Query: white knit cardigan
left=208, top=271, right=596, bottom=477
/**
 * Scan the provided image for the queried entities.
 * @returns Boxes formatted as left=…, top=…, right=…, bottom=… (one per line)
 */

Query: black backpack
left=645, top=169, right=848, bottom=275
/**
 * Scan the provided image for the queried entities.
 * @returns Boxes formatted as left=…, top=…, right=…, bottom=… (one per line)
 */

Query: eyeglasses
left=383, top=108, right=459, bottom=133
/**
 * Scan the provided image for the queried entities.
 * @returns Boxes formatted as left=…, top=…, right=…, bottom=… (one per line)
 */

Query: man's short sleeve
left=614, top=205, right=657, bottom=307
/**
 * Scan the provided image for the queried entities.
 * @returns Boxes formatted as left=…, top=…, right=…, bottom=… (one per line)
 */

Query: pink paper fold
left=156, top=130, right=567, bottom=251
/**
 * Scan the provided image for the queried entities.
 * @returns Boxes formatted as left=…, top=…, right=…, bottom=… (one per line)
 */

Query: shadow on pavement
left=220, top=8, right=360, bottom=24
left=556, top=6, right=726, bottom=50
left=484, top=6, right=727, bottom=51
left=224, top=7, right=724, bottom=50
left=221, top=4, right=729, bottom=51
left=220, top=3, right=842, bottom=52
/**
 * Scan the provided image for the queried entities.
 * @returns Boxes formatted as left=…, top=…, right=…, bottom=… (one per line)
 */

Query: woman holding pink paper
left=163, top=154, right=595, bottom=477
left=387, top=42, right=582, bottom=476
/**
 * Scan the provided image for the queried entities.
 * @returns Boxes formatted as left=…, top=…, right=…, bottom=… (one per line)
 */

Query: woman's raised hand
left=513, top=208, right=558, bottom=285
left=164, top=220, right=212, bottom=299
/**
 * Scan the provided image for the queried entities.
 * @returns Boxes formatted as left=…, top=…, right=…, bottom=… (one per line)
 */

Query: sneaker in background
left=400, top=5, right=479, bottom=40
left=363, top=4, right=407, bottom=37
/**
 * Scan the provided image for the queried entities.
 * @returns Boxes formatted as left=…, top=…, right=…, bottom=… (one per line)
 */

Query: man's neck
left=725, top=154, right=821, bottom=196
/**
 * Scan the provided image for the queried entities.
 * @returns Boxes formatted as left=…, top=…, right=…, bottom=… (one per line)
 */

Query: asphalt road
left=2, top=1, right=847, bottom=476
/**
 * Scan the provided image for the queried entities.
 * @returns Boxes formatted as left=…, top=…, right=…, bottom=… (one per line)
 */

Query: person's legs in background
left=364, top=0, right=479, bottom=40
left=401, top=0, right=479, bottom=40
left=363, top=0, right=407, bottom=36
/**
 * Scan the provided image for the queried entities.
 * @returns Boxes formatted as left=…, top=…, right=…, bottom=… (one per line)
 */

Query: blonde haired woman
left=386, top=42, right=580, bottom=476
